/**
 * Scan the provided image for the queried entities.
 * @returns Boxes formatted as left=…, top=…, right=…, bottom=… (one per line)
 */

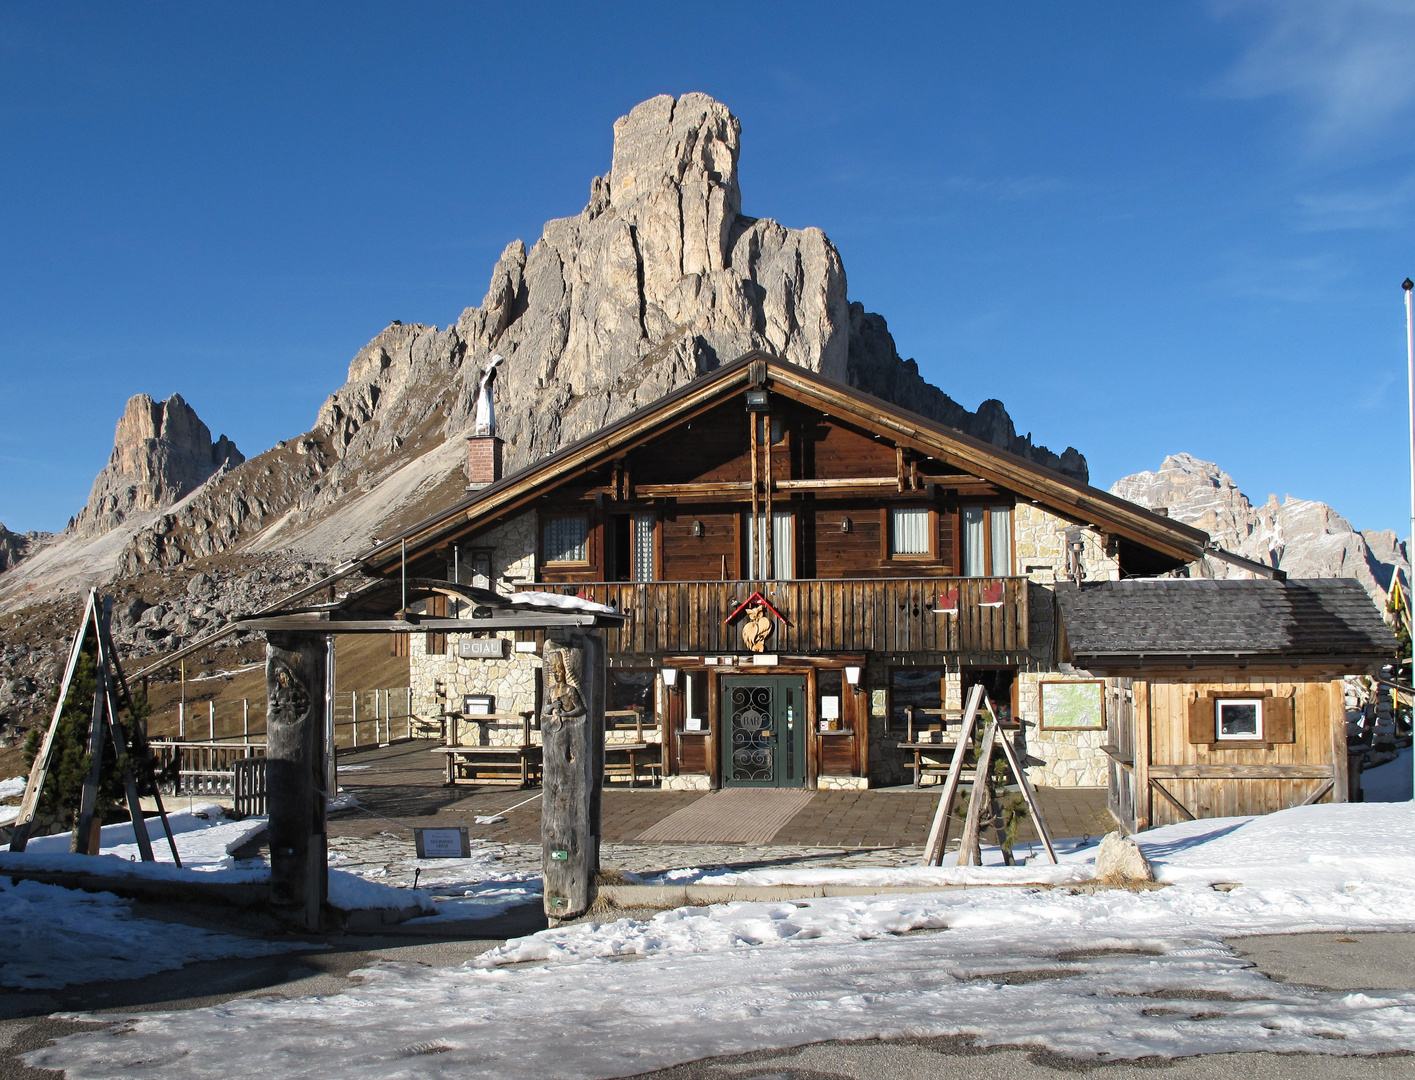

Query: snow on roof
left=508, top=590, right=618, bottom=615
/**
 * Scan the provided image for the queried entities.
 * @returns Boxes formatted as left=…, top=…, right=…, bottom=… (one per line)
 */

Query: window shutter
left=1187, top=696, right=1215, bottom=744
left=1265, top=695, right=1295, bottom=743
left=425, top=594, right=448, bottom=655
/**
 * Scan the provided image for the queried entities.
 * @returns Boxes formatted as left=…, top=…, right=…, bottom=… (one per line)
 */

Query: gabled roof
left=363, top=351, right=1211, bottom=573
left=1055, top=578, right=1398, bottom=666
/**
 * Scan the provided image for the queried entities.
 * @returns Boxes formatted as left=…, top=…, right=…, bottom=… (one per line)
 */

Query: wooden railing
left=517, top=577, right=1028, bottom=655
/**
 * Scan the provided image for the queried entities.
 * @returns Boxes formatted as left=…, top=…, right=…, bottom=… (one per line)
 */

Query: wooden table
left=435, top=745, right=542, bottom=788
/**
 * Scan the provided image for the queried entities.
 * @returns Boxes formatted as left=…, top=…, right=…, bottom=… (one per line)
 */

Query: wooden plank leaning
left=993, top=721, right=1058, bottom=864
left=920, top=683, right=985, bottom=866
left=71, top=598, right=112, bottom=854
left=98, top=604, right=181, bottom=865
left=91, top=598, right=155, bottom=863
left=9, top=589, right=97, bottom=852
left=955, top=717, right=999, bottom=867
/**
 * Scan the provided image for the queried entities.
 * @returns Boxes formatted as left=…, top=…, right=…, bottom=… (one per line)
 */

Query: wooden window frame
left=539, top=511, right=593, bottom=569
left=958, top=501, right=1016, bottom=577
left=881, top=506, right=939, bottom=563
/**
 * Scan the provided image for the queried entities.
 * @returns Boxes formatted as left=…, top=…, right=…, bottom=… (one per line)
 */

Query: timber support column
left=265, top=631, right=329, bottom=930
left=540, top=630, right=605, bottom=924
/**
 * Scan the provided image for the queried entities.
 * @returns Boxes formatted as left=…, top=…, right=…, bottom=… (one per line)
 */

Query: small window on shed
left=1216, top=699, right=1263, bottom=740
left=543, top=516, right=588, bottom=564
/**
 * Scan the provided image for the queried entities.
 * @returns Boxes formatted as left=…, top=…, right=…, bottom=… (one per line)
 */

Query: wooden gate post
left=265, top=631, right=329, bottom=929
left=540, top=630, right=605, bottom=924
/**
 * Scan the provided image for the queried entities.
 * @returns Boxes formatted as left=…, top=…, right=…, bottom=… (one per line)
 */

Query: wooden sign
left=415, top=826, right=472, bottom=858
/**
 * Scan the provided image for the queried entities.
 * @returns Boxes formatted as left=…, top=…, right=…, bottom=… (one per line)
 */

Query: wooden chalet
left=1055, top=579, right=1398, bottom=829
left=360, top=351, right=1390, bottom=803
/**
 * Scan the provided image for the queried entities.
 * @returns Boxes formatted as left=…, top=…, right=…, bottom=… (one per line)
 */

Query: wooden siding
left=1140, top=670, right=1345, bottom=828
left=517, top=577, right=1028, bottom=655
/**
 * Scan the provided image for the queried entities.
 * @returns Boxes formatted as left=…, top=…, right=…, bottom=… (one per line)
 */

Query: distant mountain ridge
left=1111, top=452, right=1408, bottom=607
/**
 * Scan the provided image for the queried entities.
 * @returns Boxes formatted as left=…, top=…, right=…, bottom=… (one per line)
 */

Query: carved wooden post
left=265, top=631, right=328, bottom=929
left=540, top=630, right=604, bottom=924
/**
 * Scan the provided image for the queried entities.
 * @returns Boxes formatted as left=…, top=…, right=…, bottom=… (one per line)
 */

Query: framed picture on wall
left=1039, top=680, right=1105, bottom=730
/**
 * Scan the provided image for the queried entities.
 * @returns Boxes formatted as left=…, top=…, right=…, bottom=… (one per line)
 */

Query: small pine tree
left=22, top=646, right=148, bottom=827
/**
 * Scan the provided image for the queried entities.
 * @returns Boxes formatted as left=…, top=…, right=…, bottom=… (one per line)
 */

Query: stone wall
left=1016, top=671, right=1110, bottom=788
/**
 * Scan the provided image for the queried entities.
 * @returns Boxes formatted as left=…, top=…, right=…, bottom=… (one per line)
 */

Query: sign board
left=414, top=827, right=471, bottom=859
left=458, top=638, right=507, bottom=659
left=1039, top=680, right=1106, bottom=730
left=685, top=716, right=703, bottom=731
left=463, top=694, right=495, bottom=716
left=820, top=695, right=840, bottom=720
left=751, top=654, right=779, bottom=666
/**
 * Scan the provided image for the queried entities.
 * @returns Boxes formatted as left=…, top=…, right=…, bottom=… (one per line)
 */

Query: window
left=890, top=508, right=931, bottom=556
left=891, top=667, right=942, bottom=735
left=962, top=505, right=1012, bottom=576
left=632, top=514, right=656, bottom=582
left=747, top=510, right=794, bottom=579
left=608, top=670, right=657, bottom=729
left=1216, top=699, right=1263, bottom=741
left=543, top=516, right=588, bottom=564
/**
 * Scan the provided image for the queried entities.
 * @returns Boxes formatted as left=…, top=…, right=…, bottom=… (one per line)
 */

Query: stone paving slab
left=328, top=741, right=1115, bottom=856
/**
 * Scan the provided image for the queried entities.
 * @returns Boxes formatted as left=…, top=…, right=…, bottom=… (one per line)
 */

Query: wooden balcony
left=516, top=577, right=1029, bottom=656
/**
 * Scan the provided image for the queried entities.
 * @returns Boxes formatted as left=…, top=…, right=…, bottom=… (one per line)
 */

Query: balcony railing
left=516, top=577, right=1028, bottom=655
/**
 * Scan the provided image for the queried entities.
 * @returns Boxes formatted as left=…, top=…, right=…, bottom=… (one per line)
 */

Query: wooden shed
left=1055, top=579, right=1399, bottom=831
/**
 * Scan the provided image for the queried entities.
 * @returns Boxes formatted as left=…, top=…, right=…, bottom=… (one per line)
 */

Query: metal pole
left=208, top=700, right=215, bottom=742
left=325, top=635, right=337, bottom=799
left=352, top=691, right=359, bottom=748
left=243, top=699, right=250, bottom=749
left=401, top=539, right=408, bottom=618
left=178, top=701, right=185, bottom=740
left=1404, top=277, right=1414, bottom=795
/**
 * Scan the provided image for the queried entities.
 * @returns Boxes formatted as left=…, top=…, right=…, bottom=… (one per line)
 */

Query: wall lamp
left=692, top=520, right=704, bottom=538
left=744, top=389, right=770, bottom=412
left=661, top=667, right=680, bottom=690
left=844, top=665, right=864, bottom=693
left=840, top=516, right=852, bottom=533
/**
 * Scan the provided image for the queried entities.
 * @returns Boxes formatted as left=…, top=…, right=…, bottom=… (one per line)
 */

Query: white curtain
left=748, top=511, right=794, bottom=579
left=990, top=506, right=1012, bottom=576
left=962, top=507, right=987, bottom=576
left=633, top=514, right=655, bottom=581
left=891, top=508, right=930, bottom=555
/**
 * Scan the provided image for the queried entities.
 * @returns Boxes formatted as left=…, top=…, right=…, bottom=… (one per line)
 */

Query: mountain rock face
left=70, top=393, right=244, bottom=539
left=105, top=93, right=1084, bottom=579
left=1111, top=453, right=1408, bottom=607
left=0, top=524, right=48, bottom=573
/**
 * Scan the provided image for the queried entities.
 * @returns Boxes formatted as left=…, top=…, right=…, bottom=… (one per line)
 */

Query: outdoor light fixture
left=844, top=665, right=863, bottom=692
left=840, top=516, right=852, bottom=533
left=744, top=388, right=770, bottom=412
left=693, top=520, right=704, bottom=537
left=661, top=667, right=679, bottom=689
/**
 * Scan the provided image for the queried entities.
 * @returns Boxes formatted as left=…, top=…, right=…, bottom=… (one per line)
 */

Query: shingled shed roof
left=1055, top=578, right=1398, bottom=666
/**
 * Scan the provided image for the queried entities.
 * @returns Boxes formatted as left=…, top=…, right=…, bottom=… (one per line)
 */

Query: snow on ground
left=0, top=876, right=306, bottom=990
left=1, top=806, right=434, bottom=914
left=1362, top=747, right=1412, bottom=802
left=25, top=802, right=1415, bottom=1078
left=25, top=802, right=266, bottom=868
left=0, top=775, right=24, bottom=799
left=328, top=832, right=541, bottom=920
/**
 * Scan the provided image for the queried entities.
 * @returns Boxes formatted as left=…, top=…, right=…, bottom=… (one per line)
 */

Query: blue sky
left=3, top=2, right=1414, bottom=537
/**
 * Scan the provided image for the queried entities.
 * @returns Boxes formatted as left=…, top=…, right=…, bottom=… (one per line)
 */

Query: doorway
left=720, top=676, right=807, bottom=787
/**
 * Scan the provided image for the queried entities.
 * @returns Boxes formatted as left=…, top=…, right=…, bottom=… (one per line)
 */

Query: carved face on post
left=542, top=642, right=586, bottom=724
left=268, top=659, right=310, bottom=724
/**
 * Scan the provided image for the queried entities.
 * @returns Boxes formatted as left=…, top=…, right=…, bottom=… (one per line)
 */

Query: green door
left=720, top=676, right=807, bottom=787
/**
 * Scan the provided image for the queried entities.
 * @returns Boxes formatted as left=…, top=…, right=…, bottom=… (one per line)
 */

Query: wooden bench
left=603, top=742, right=662, bottom=788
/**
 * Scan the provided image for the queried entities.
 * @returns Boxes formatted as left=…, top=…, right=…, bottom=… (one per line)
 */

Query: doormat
left=635, top=788, right=816, bottom=844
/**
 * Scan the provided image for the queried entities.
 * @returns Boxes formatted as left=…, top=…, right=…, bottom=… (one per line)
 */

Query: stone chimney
left=467, top=435, right=503, bottom=488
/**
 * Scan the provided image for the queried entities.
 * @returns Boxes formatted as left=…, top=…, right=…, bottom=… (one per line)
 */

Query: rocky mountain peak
left=69, top=393, right=244, bottom=539
left=1111, top=453, right=1408, bottom=607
